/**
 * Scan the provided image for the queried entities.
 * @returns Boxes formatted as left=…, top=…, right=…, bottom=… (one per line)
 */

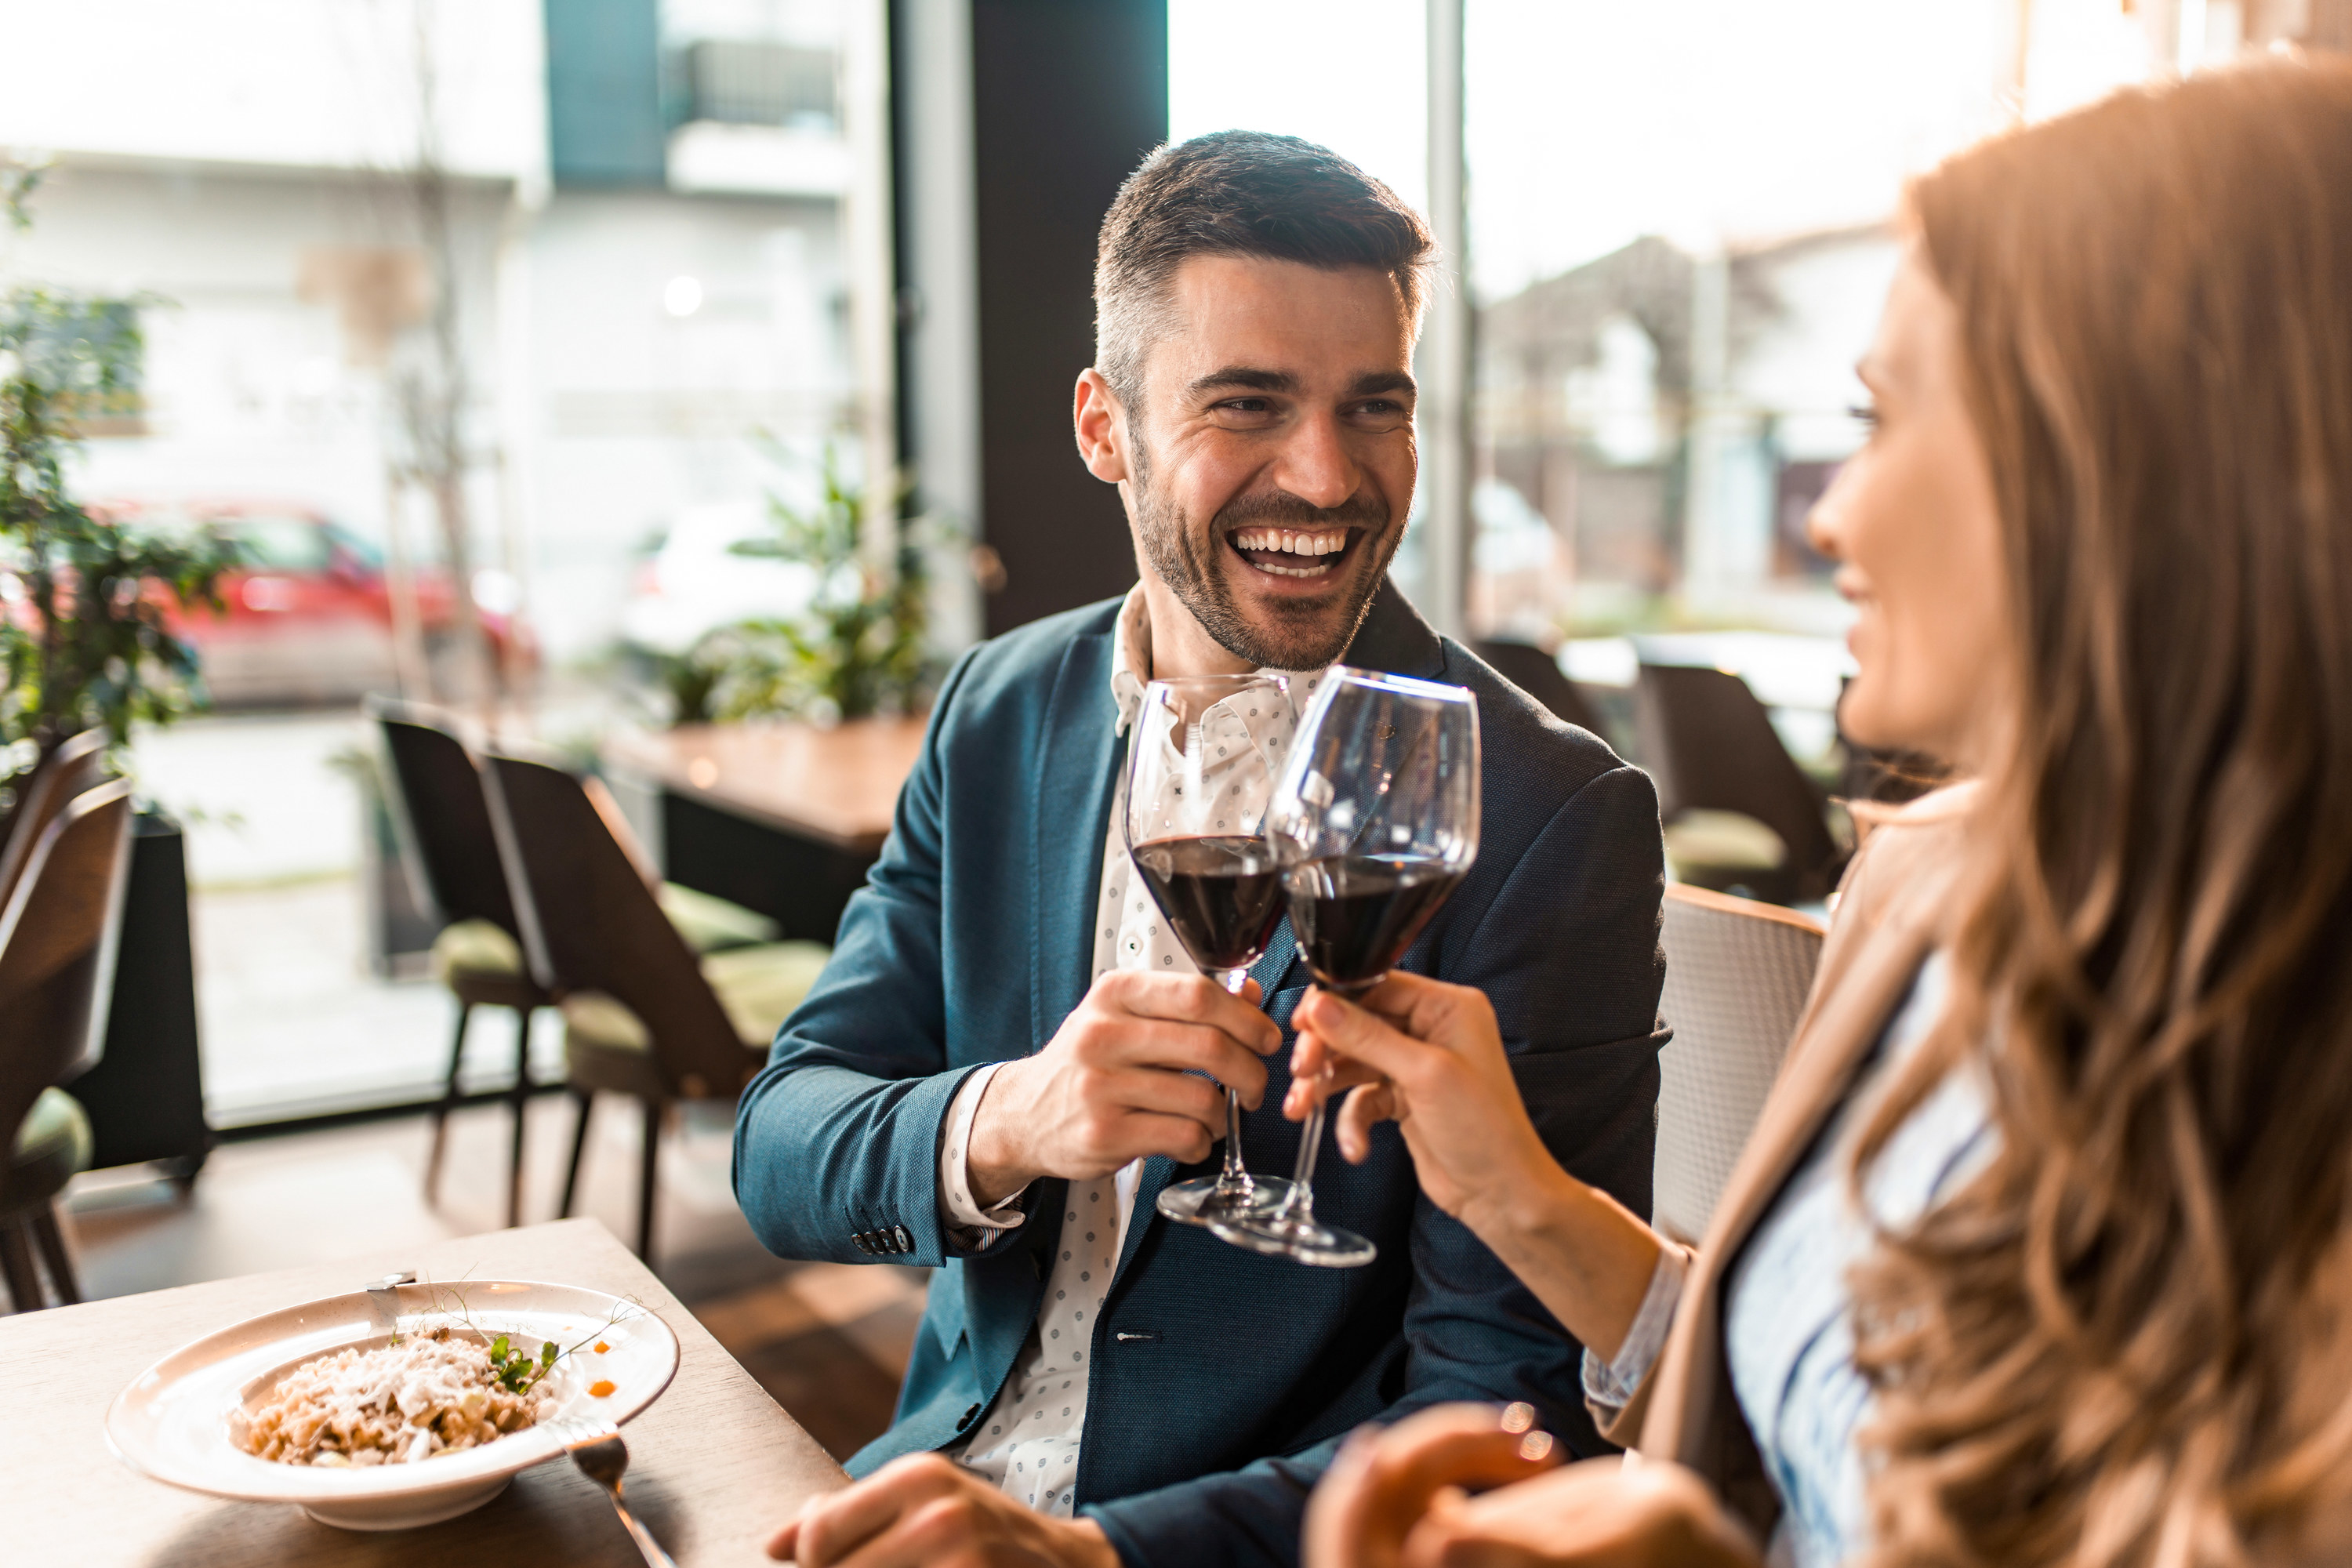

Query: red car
left=98, top=499, right=524, bottom=708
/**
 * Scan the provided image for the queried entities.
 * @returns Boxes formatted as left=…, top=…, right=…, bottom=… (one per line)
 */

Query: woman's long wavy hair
left=1846, top=55, right=2352, bottom=1568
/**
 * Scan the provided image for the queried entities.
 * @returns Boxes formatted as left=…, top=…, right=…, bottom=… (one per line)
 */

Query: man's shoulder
left=935, top=595, right=1125, bottom=721
left=1436, top=636, right=1632, bottom=817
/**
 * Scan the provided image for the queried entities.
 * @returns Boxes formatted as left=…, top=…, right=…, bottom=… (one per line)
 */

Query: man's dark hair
left=1093, top=130, right=1436, bottom=405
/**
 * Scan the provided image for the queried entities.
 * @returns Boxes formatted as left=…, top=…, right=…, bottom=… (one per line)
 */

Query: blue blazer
left=733, top=583, right=1668, bottom=1567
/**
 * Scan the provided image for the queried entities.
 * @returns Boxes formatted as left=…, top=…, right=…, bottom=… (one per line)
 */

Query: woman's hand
left=1287, top=975, right=1563, bottom=1234
left=1285, top=975, right=1668, bottom=1364
left=1306, top=1405, right=1761, bottom=1568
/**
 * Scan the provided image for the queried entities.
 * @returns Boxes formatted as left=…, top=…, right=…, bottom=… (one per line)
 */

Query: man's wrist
left=964, top=1058, right=1038, bottom=1208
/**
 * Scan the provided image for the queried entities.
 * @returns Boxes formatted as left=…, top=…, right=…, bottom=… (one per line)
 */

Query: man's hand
left=967, top=970, right=1282, bottom=1206
left=768, top=1453, right=1123, bottom=1567
left=1305, top=1406, right=1759, bottom=1568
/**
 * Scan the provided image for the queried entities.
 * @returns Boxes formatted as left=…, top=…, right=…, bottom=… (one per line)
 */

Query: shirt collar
left=1107, top=584, right=1329, bottom=735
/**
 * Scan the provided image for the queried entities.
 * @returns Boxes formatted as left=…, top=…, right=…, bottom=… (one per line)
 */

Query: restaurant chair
left=0, top=728, right=109, bottom=916
left=1471, top=638, right=1611, bottom=741
left=481, top=750, right=829, bottom=1261
left=1652, top=883, right=1824, bottom=1243
left=375, top=703, right=783, bottom=1229
left=0, top=779, right=135, bottom=1311
left=1635, top=661, right=1846, bottom=904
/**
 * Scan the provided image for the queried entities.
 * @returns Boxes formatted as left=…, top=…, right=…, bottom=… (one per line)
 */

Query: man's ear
left=1073, top=368, right=1131, bottom=484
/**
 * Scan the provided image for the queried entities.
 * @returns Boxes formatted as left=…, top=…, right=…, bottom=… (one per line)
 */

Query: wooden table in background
left=603, top=720, right=927, bottom=943
left=3, top=1218, right=848, bottom=1567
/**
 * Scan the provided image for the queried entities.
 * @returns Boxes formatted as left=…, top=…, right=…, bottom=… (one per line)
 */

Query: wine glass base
left=1207, top=1210, right=1378, bottom=1269
left=1156, top=1175, right=1292, bottom=1227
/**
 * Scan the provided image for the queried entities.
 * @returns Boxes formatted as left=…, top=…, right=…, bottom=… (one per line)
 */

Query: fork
left=561, top=1419, right=677, bottom=1568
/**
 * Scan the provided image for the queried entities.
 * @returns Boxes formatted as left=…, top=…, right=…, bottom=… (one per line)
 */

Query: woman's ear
left=1073, top=368, right=1131, bottom=484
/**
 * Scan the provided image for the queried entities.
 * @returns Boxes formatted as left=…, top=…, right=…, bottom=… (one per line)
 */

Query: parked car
left=94, top=499, right=524, bottom=708
left=619, top=497, right=818, bottom=656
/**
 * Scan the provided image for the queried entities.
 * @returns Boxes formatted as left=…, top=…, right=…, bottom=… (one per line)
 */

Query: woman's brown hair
left=1846, top=55, right=2352, bottom=1567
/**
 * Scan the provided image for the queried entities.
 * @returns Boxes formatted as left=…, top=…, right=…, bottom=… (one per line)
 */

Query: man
left=735, top=131, right=1666, bottom=1568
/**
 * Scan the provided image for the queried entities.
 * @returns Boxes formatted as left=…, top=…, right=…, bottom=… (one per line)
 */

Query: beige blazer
left=1600, top=783, right=1979, bottom=1532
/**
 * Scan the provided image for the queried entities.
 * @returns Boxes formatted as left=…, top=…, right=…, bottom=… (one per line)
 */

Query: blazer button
left=894, top=1225, right=914, bottom=1253
left=853, top=1231, right=873, bottom=1254
left=957, top=1403, right=981, bottom=1431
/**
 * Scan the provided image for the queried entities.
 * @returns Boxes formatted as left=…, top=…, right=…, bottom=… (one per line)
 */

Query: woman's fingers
left=1336, top=1080, right=1399, bottom=1163
left=1294, top=989, right=1449, bottom=1080
left=1305, top=1405, right=1563, bottom=1568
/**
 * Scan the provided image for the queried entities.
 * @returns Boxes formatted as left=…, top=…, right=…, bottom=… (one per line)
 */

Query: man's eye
left=1220, top=398, right=1272, bottom=414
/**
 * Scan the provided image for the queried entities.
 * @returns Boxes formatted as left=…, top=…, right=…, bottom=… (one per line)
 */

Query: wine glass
left=1209, top=667, right=1481, bottom=1269
left=1125, top=673, right=1296, bottom=1227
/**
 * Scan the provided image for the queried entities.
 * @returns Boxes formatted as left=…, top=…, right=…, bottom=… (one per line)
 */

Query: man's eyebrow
left=1184, top=365, right=1299, bottom=400
left=1348, top=371, right=1417, bottom=399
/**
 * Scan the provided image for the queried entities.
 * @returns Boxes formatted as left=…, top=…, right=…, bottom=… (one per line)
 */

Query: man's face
left=1116, top=255, right=1418, bottom=670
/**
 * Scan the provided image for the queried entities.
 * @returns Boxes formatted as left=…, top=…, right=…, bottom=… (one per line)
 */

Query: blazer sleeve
left=730, top=648, right=1011, bottom=1269
left=1084, top=762, right=1670, bottom=1568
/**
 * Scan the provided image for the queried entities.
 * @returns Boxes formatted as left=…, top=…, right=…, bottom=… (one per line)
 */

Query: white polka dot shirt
left=933, top=586, right=1327, bottom=1516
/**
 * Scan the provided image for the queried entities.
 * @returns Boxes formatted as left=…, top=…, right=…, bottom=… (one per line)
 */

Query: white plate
left=105, top=1279, right=680, bottom=1531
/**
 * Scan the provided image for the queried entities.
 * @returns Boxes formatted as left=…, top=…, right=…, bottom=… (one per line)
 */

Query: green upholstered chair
left=0, top=779, right=134, bottom=1311
left=481, top=750, right=829, bottom=1262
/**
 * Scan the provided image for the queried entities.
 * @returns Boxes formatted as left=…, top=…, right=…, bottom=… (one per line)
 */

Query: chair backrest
left=1471, top=638, right=1610, bottom=739
left=0, top=728, right=110, bottom=918
left=0, top=779, right=135, bottom=1160
left=481, top=751, right=746, bottom=1096
left=1652, top=882, right=1825, bottom=1243
left=372, top=702, right=522, bottom=937
left=1635, top=662, right=1843, bottom=898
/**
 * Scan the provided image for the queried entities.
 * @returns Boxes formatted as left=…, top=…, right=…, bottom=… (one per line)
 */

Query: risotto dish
left=243, top=1327, right=552, bottom=1468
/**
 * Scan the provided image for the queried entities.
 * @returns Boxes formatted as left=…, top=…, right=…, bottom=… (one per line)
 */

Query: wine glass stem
left=1280, top=1097, right=1327, bottom=1219
left=1214, top=967, right=1253, bottom=1192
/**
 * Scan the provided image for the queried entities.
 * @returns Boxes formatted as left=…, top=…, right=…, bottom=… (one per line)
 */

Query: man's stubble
left=1126, top=423, right=1403, bottom=673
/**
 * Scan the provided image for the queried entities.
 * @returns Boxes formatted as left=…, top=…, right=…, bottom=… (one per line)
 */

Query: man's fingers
left=1336, top=1081, right=1399, bottom=1163
left=1109, top=1018, right=1272, bottom=1108
left=789, top=1457, right=955, bottom=1566
left=1119, top=1109, right=1220, bottom=1167
left=1112, top=970, right=1284, bottom=1054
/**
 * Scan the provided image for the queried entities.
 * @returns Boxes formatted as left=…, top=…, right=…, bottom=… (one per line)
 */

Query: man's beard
left=1130, top=449, right=1401, bottom=672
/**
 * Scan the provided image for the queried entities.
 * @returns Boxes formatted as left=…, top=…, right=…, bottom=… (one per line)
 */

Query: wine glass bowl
left=1123, top=674, right=1296, bottom=1227
left=1210, top=668, right=1482, bottom=1269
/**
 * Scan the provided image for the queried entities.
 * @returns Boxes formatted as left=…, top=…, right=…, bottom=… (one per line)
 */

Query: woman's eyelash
left=1848, top=402, right=1881, bottom=430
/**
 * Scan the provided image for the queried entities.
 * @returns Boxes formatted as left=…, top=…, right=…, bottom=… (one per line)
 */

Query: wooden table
left=604, top=720, right=927, bottom=855
left=3, top=1218, right=848, bottom=1566
left=603, top=720, right=927, bottom=944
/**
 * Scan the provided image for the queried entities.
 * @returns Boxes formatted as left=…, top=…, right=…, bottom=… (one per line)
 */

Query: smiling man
left=735, top=132, right=1668, bottom=1568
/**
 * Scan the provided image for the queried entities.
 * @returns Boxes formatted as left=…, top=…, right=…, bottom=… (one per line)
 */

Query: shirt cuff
left=938, top=1061, right=1029, bottom=1250
left=1581, top=1243, right=1691, bottom=1412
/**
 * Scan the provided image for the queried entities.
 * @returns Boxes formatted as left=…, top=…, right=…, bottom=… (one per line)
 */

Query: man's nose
left=1272, top=412, right=1362, bottom=513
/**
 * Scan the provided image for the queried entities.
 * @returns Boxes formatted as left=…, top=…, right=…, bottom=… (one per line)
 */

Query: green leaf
left=490, top=1334, right=510, bottom=1362
left=540, top=1341, right=558, bottom=1366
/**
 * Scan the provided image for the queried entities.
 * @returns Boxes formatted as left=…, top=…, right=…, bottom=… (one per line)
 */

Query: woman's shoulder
left=1829, top=782, right=1980, bottom=937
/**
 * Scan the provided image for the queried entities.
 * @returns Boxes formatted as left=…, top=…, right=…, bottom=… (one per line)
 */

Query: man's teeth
left=1231, top=528, right=1348, bottom=557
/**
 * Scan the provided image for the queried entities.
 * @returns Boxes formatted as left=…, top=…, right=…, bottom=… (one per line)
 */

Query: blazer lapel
left=1342, top=577, right=1448, bottom=680
left=1031, top=632, right=1122, bottom=1052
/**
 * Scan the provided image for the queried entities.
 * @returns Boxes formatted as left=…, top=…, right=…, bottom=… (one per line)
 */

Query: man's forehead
left=1149, top=253, right=1414, bottom=393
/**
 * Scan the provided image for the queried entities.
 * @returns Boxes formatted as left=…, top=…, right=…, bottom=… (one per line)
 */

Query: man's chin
left=1203, top=558, right=1382, bottom=670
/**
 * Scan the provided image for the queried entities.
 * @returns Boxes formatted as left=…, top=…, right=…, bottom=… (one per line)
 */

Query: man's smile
left=1225, top=525, right=1361, bottom=581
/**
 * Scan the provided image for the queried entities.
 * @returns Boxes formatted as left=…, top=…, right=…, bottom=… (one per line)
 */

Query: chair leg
left=635, top=1098, right=663, bottom=1264
left=423, top=1000, right=474, bottom=1205
left=506, top=1006, right=535, bottom=1230
left=29, top=1205, right=79, bottom=1307
left=0, top=1221, right=42, bottom=1312
left=558, top=1090, right=593, bottom=1220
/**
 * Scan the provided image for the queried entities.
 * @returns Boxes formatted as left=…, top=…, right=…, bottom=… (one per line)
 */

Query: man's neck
left=1136, top=572, right=1253, bottom=681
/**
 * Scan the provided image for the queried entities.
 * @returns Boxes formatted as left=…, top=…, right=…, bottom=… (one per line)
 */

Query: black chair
left=0, top=779, right=134, bottom=1311
left=1472, top=638, right=1610, bottom=739
left=0, top=728, right=108, bottom=917
left=1635, top=662, right=1846, bottom=905
left=482, top=751, right=828, bottom=1261
left=372, top=702, right=553, bottom=1227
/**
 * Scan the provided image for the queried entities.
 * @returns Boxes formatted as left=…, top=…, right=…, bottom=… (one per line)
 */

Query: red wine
left=1283, top=855, right=1465, bottom=996
left=1131, top=836, right=1287, bottom=973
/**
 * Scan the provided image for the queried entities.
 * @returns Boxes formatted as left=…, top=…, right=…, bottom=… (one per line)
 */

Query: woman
left=1292, top=56, right=2352, bottom=1568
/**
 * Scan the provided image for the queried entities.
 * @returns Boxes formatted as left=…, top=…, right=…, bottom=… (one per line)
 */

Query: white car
left=619, top=498, right=819, bottom=655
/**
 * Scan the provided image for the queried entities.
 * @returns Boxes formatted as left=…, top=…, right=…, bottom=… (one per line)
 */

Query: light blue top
left=1587, top=953, right=1996, bottom=1568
